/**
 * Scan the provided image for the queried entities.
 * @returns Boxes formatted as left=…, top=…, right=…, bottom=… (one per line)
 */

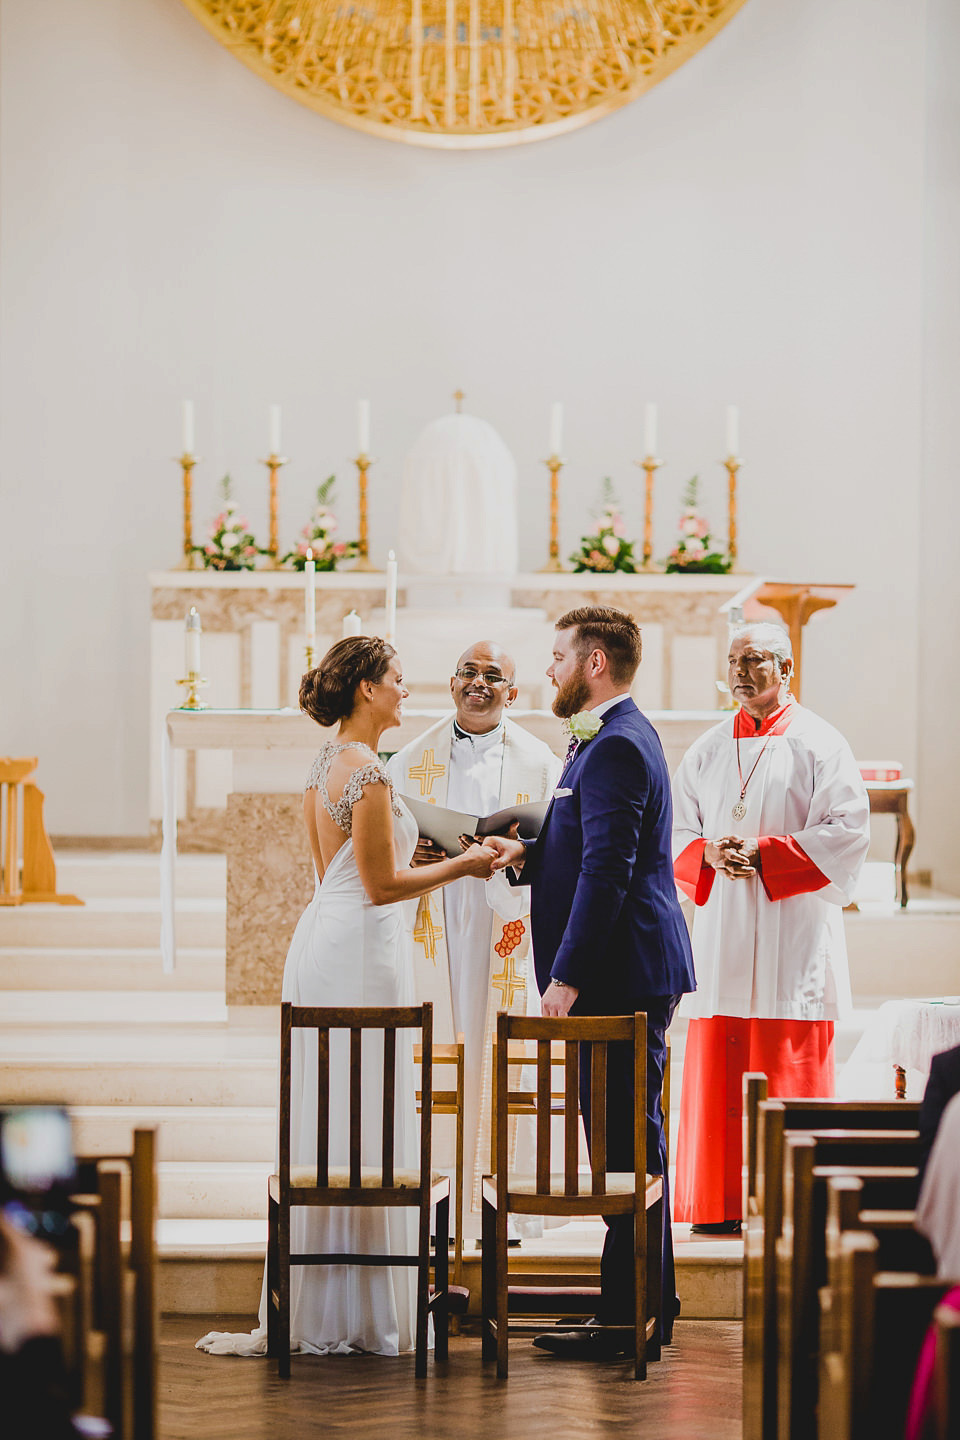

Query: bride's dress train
left=197, top=744, right=422, bottom=1357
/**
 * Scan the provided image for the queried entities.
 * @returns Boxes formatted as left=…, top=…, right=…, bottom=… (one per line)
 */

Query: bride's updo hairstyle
left=299, top=636, right=397, bottom=728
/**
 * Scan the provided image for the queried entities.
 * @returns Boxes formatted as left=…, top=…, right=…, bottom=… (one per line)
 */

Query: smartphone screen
left=0, top=1106, right=77, bottom=1239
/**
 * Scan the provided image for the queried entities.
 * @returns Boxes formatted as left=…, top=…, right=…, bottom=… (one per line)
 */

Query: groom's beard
left=551, top=663, right=591, bottom=719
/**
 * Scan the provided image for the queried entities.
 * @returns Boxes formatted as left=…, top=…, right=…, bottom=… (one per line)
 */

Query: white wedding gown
left=197, top=743, right=422, bottom=1357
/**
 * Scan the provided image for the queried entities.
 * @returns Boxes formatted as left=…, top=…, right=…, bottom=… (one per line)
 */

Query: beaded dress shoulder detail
left=305, top=742, right=403, bottom=834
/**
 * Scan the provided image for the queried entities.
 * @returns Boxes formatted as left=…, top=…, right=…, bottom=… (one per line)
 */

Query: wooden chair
left=776, top=1136, right=931, bottom=1440
left=266, top=1002, right=451, bottom=1379
left=71, top=1127, right=158, bottom=1440
left=481, top=1011, right=661, bottom=1380
left=414, top=1033, right=468, bottom=1325
left=743, top=1091, right=921, bottom=1440
left=818, top=1230, right=951, bottom=1440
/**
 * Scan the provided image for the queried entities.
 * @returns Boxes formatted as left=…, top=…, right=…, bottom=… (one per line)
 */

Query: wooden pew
left=818, top=1230, right=951, bottom=1440
left=933, top=1302, right=960, bottom=1440
left=742, top=1084, right=920, bottom=1440
left=777, top=1141, right=932, bottom=1440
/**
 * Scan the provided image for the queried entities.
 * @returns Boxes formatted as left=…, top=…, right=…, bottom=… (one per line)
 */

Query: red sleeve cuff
left=674, top=839, right=716, bottom=905
left=758, top=836, right=830, bottom=901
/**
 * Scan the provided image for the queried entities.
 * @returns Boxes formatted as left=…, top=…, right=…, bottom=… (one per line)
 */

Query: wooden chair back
left=414, top=1035, right=465, bottom=1291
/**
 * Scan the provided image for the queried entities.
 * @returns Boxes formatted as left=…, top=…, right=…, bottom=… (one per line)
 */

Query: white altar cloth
left=837, top=997, right=960, bottom=1099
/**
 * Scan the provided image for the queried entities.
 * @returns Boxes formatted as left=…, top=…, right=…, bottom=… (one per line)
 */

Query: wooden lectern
left=722, top=579, right=855, bottom=701
left=0, top=757, right=82, bottom=906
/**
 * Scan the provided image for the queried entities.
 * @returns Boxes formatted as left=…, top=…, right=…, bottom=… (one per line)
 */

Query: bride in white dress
left=198, top=636, right=497, bottom=1358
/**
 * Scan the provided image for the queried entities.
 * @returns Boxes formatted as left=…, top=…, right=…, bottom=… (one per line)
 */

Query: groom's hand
left=542, top=979, right=578, bottom=1018
left=484, top=835, right=526, bottom=871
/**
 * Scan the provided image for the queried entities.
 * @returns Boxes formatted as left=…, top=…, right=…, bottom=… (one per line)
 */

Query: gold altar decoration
left=177, top=452, right=200, bottom=568
left=261, top=451, right=288, bottom=566
left=539, top=455, right=564, bottom=573
left=724, top=454, right=740, bottom=569
left=638, top=455, right=661, bottom=570
left=353, top=453, right=377, bottom=571
left=179, top=0, right=749, bottom=148
left=177, top=671, right=210, bottom=710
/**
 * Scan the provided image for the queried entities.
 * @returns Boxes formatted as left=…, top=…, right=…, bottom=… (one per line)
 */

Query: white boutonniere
left=567, top=711, right=602, bottom=743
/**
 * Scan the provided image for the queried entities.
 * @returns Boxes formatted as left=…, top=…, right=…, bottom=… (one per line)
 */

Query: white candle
left=358, top=399, right=371, bottom=455
left=269, top=403, right=282, bottom=456
left=726, top=404, right=739, bottom=458
left=182, top=400, right=195, bottom=456
left=384, top=549, right=398, bottom=645
left=304, top=548, right=316, bottom=649
left=185, top=607, right=202, bottom=675
left=549, top=401, right=563, bottom=458
left=342, top=609, right=362, bottom=639
left=644, top=402, right=657, bottom=458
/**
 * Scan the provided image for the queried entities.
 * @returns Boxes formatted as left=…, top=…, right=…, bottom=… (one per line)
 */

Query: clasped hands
left=705, top=835, right=761, bottom=879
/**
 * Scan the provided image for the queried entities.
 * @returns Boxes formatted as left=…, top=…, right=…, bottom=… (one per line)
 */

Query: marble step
left=0, top=1048, right=276, bottom=1107
left=70, top=1105, right=275, bottom=1162
left=155, top=1219, right=742, bottom=1320
left=55, top=853, right=225, bottom=901
left=846, top=907, right=960, bottom=997
left=0, top=898, right=225, bottom=950
left=158, top=1162, right=272, bottom=1220
left=0, top=946, right=225, bottom=991
left=2, top=992, right=227, bottom=1025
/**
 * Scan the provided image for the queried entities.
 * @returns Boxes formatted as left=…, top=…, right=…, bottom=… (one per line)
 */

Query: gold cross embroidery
left=516, top=791, right=529, bottom=803
left=492, top=953, right=526, bottom=1009
left=408, top=749, right=445, bottom=797
left=413, top=899, right=443, bottom=963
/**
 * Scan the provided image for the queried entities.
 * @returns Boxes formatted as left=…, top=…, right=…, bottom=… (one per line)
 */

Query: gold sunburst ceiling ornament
left=181, top=0, right=748, bottom=148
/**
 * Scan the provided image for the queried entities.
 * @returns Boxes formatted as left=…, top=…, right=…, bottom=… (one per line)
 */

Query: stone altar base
left=225, top=794, right=314, bottom=1006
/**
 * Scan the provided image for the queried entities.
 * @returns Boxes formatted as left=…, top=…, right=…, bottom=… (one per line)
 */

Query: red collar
left=733, top=699, right=796, bottom=739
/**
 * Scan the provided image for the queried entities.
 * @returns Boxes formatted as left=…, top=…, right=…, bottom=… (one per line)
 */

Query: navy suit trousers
left=576, top=993, right=681, bottom=1342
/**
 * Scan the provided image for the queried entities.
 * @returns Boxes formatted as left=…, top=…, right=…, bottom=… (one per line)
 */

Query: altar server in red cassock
left=671, top=622, right=869, bottom=1232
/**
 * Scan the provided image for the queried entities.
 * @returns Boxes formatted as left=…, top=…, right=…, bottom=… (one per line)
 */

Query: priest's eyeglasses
left=455, top=666, right=511, bottom=687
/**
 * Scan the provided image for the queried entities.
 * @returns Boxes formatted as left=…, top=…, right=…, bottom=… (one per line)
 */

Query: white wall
left=0, top=0, right=944, bottom=874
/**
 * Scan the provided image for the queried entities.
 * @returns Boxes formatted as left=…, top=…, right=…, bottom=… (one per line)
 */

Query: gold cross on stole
left=408, top=749, right=445, bottom=797
left=413, top=899, right=443, bottom=963
left=492, top=954, right=526, bottom=1009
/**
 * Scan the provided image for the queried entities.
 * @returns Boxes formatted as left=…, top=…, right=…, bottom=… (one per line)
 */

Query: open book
left=401, top=795, right=550, bottom=857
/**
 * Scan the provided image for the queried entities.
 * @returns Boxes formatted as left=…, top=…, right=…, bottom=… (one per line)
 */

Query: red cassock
left=672, top=705, right=835, bottom=1225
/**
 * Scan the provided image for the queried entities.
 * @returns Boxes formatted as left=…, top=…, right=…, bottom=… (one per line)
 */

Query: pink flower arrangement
left=284, top=476, right=359, bottom=571
left=664, top=478, right=730, bottom=574
left=571, top=483, right=639, bottom=574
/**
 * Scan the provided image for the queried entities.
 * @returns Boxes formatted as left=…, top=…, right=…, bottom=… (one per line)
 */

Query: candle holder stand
left=538, top=455, right=564, bottom=573
left=637, top=455, right=662, bottom=570
left=177, top=453, right=200, bottom=569
left=177, top=672, right=209, bottom=711
left=260, top=453, right=289, bottom=567
left=353, top=453, right=378, bottom=571
left=724, top=455, right=741, bottom=570
left=304, top=645, right=316, bottom=672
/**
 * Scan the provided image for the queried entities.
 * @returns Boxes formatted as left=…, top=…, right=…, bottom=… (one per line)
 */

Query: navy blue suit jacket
left=516, top=697, right=696, bottom=1007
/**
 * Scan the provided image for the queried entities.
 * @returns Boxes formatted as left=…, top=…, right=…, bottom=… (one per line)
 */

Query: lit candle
left=358, top=399, right=371, bottom=455
left=304, top=548, right=316, bottom=650
left=726, top=405, right=739, bottom=458
left=182, top=400, right=195, bottom=456
left=342, top=609, right=362, bottom=638
left=549, top=402, right=563, bottom=458
left=269, top=403, right=282, bottom=456
left=384, top=549, right=398, bottom=645
left=644, top=402, right=657, bottom=458
left=185, top=607, right=202, bottom=675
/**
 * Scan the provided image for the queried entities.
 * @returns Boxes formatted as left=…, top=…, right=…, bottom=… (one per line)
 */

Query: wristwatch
left=549, top=978, right=570, bottom=990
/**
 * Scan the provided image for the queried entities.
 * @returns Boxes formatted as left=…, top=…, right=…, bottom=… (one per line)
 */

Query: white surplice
left=197, top=744, right=422, bottom=1357
left=672, top=705, right=869, bottom=1022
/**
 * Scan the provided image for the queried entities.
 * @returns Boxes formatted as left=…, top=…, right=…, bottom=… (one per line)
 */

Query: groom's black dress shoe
left=690, top=1220, right=742, bottom=1235
left=533, top=1324, right=630, bottom=1360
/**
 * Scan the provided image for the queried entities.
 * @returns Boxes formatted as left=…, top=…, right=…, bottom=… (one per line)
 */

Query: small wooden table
left=865, top=780, right=915, bottom=908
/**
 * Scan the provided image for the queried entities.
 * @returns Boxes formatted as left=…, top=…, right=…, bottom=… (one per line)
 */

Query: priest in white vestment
left=388, top=641, right=562, bottom=1237
left=671, top=623, right=869, bottom=1232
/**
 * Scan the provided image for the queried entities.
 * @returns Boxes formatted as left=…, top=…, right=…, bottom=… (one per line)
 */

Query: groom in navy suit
left=488, top=606, right=696, bottom=1358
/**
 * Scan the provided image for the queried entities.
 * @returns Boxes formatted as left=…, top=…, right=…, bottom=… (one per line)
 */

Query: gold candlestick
left=176, top=672, right=209, bottom=710
left=353, top=453, right=378, bottom=572
left=539, top=454, right=564, bottom=573
left=637, top=455, right=662, bottom=570
left=304, top=644, right=316, bottom=672
left=177, top=452, right=199, bottom=568
left=260, top=453, right=288, bottom=567
left=724, top=455, right=741, bottom=569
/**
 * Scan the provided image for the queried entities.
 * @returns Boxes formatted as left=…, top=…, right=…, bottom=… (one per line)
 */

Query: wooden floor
left=159, top=1316, right=742, bottom=1439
